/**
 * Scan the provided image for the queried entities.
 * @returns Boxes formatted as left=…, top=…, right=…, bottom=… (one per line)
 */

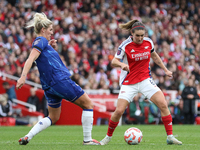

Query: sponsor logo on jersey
left=34, top=38, right=41, bottom=45
left=144, top=46, right=149, bottom=49
left=131, top=51, right=150, bottom=61
left=117, top=50, right=121, bottom=55
left=131, top=49, right=135, bottom=52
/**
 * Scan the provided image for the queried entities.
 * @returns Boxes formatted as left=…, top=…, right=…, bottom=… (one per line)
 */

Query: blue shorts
left=44, top=78, right=84, bottom=108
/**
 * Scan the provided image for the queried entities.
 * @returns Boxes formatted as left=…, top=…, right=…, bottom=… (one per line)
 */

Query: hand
left=16, top=77, right=26, bottom=90
left=49, top=39, right=57, bottom=49
left=165, top=70, right=173, bottom=78
left=187, top=94, right=194, bottom=99
left=8, top=112, right=13, bottom=116
left=121, top=63, right=130, bottom=72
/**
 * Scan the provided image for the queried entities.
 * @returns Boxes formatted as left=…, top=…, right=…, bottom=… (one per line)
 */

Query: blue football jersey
left=32, top=37, right=71, bottom=89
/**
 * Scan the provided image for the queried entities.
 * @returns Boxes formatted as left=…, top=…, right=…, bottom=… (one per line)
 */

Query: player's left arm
left=151, top=51, right=172, bottom=77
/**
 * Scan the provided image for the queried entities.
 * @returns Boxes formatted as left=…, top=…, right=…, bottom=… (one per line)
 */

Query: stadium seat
left=195, top=116, right=200, bottom=125
left=0, top=117, right=16, bottom=126
left=105, top=101, right=116, bottom=112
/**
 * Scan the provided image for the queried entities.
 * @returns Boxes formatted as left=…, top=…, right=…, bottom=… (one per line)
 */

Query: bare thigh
left=150, top=91, right=170, bottom=116
left=73, top=93, right=93, bottom=109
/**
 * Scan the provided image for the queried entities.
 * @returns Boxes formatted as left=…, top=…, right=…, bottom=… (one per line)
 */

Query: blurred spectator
left=170, top=98, right=184, bottom=124
left=0, top=93, right=12, bottom=117
left=148, top=101, right=161, bottom=124
left=96, top=67, right=108, bottom=83
left=0, top=93, right=29, bottom=125
left=109, top=81, right=120, bottom=94
left=13, top=66, right=22, bottom=78
left=26, top=88, right=40, bottom=112
left=2, top=81, right=16, bottom=102
left=181, top=78, right=199, bottom=124
left=127, top=94, right=145, bottom=124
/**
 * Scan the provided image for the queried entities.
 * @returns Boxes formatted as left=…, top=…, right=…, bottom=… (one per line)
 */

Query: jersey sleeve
left=32, top=38, right=48, bottom=53
left=144, top=37, right=155, bottom=53
left=115, top=43, right=125, bottom=59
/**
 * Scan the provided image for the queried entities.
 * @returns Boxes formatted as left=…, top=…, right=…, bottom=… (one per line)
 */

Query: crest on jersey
left=34, top=38, right=41, bottom=45
left=117, top=50, right=121, bottom=55
left=144, top=46, right=149, bottom=49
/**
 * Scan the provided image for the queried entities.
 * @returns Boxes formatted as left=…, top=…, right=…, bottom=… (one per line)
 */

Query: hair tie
left=132, top=25, right=145, bottom=29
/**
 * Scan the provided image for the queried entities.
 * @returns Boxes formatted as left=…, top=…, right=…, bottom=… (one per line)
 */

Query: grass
left=0, top=125, right=199, bottom=150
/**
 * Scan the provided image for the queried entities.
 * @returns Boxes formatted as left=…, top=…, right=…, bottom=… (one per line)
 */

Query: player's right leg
left=100, top=98, right=129, bottom=145
left=74, top=93, right=100, bottom=145
left=19, top=105, right=61, bottom=145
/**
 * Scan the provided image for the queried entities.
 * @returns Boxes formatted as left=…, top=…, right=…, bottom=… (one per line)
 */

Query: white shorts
left=118, top=78, right=161, bottom=103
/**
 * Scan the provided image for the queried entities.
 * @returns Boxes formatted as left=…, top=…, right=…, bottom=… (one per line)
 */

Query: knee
left=81, top=100, right=94, bottom=110
left=158, top=102, right=168, bottom=111
left=114, top=108, right=124, bottom=117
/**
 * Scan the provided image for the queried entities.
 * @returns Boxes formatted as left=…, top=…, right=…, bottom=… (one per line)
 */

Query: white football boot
left=167, top=135, right=182, bottom=145
left=100, top=135, right=112, bottom=145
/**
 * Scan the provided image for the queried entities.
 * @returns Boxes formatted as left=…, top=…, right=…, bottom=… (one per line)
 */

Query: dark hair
left=2, top=82, right=9, bottom=86
left=119, top=20, right=145, bottom=33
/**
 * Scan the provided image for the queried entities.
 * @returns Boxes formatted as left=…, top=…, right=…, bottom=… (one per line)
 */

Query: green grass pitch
left=0, top=125, right=199, bottom=150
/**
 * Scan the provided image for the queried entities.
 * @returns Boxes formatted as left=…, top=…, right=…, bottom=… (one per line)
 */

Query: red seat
left=106, top=101, right=116, bottom=112
left=0, top=117, right=16, bottom=126
left=196, top=116, right=200, bottom=125
left=144, top=107, right=149, bottom=124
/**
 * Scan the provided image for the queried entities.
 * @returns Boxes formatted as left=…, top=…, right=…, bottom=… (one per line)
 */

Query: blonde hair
left=0, top=93, right=8, bottom=102
left=119, top=20, right=145, bottom=32
left=26, top=12, right=52, bottom=34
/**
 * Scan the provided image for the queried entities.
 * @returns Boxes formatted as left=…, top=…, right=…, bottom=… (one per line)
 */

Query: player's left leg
left=150, top=91, right=182, bottom=145
left=140, top=78, right=182, bottom=145
left=74, top=93, right=100, bottom=145
left=19, top=106, right=61, bottom=145
left=100, top=98, right=129, bottom=145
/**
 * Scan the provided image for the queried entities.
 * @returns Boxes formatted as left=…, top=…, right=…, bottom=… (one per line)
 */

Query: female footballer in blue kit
left=16, top=13, right=100, bottom=145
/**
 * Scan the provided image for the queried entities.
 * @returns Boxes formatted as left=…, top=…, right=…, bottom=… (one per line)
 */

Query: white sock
left=26, top=117, right=52, bottom=141
left=167, top=135, right=173, bottom=138
left=82, top=109, right=93, bottom=142
left=106, top=135, right=112, bottom=138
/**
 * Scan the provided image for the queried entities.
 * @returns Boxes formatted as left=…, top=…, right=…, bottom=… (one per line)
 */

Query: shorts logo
left=149, top=79, right=155, bottom=85
left=117, top=50, right=121, bottom=55
left=121, top=91, right=126, bottom=93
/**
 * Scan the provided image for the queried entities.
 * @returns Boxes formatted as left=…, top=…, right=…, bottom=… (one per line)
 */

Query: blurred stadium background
left=0, top=0, right=200, bottom=126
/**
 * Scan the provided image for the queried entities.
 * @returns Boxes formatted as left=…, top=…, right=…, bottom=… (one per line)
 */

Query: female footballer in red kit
left=100, top=20, right=182, bottom=145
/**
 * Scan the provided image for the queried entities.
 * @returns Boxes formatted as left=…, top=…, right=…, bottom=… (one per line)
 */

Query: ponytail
left=26, top=12, right=52, bottom=34
left=119, top=20, right=145, bottom=33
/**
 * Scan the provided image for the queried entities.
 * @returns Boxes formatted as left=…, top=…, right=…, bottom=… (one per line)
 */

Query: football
left=124, top=127, right=143, bottom=145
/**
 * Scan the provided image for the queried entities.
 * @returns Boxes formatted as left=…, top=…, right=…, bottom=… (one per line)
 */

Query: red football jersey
left=115, top=36, right=154, bottom=85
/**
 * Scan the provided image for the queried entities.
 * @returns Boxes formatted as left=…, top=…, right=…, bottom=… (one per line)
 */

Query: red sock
left=162, top=114, right=173, bottom=135
left=107, top=119, right=119, bottom=136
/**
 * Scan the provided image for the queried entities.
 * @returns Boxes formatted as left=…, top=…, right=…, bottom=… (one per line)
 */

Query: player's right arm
left=111, top=57, right=130, bottom=72
left=16, top=48, right=40, bottom=90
